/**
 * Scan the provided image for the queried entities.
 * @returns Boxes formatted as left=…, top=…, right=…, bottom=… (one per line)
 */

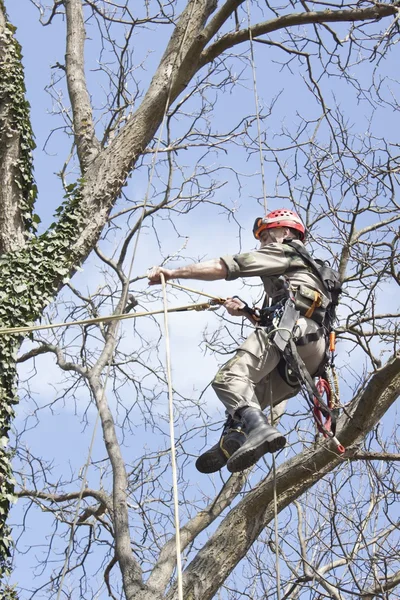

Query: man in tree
left=148, top=209, right=330, bottom=473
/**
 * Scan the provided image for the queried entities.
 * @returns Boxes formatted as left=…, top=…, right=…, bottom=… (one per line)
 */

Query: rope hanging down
left=245, top=2, right=280, bottom=597
left=246, top=0, right=268, bottom=215
left=161, top=274, right=184, bottom=600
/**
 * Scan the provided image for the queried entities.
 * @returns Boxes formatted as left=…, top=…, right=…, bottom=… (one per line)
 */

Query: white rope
left=161, top=273, right=184, bottom=600
left=246, top=2, right=281, bottom=597
left=268, top=391, right=282, bottom=600
left=246, top=0, right=268, bottom=215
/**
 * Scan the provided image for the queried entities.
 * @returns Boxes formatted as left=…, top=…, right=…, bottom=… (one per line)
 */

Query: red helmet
left=253, top=209, right=306, bottom=241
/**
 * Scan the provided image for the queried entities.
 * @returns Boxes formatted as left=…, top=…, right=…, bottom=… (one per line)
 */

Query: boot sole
left=196, top=436, right=244, bottom=474
left=196, top=451, right=226, bottom=474
left=226, top=434, right=286, bottom=473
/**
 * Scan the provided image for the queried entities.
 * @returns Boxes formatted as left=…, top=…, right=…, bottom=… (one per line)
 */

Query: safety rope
left=245, top=2, right=282, bottom=596
left=0, top=301, right=222, bottom=336
left=161, top=274, right=184, bottom=600
left=246, top=0, right=268, bottom=215
left=245, top=1, right=281, bottom=596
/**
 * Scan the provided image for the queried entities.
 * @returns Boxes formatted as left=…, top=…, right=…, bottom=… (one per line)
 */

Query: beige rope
left=160, top=273, right=184, bottom=599
left=166, top=280, right=225, bottom=302
left=0, top=299, right=224, bottom=336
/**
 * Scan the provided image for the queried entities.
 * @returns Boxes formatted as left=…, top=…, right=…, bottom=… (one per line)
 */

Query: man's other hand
left=224, top=297, right=247, bottom=317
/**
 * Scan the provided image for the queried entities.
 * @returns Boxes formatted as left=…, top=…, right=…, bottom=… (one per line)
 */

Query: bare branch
left=64, top=0, right=101, bottom=170
left=199, top=4, right=400, bottom=67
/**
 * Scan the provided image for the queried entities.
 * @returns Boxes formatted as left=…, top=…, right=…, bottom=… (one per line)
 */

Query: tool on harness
left=231, top=295, right=289, bottom=330
left=271, top=277, right=300, bottom=352
left=313, top=331, right=341, bottom=440
left=313, top=377, right=333, bottom=435
left=283, top=339, right=345, bottom=454
left=313, top=366, right=341, bottom=439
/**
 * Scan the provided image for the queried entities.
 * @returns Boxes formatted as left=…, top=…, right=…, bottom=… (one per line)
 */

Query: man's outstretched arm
left=147, top=260, right=256, bottom=320
left=147, top=259, right=228, bottom=285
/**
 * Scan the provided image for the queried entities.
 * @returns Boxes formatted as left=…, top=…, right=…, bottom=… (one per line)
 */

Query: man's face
left=259, top=227, right=287, bottom=247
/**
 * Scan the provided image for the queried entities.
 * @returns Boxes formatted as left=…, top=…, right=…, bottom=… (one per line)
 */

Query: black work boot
left=196, top=417, right=247, bottom=474
left=226, top=407, right=286, bottom=473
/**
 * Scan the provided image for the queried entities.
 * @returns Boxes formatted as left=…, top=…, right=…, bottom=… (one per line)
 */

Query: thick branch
left=199, top=4, right=400, bottom=67
left=64, top=0, right=100, bottom=171
left=362, top=570, right=400, bottom=599
left=88, top=374, right=144, bottom=599
left=17, top=342, right=87, bottom=375
left=48, top=0, right=218, bottom=281
left=200, top=0, right=245, bottom=44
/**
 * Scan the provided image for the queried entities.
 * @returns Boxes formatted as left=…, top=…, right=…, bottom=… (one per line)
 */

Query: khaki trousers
left=212, top=317, right=326, bottom=417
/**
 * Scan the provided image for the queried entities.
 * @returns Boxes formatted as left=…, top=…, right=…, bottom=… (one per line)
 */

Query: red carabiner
left=313, top=377, right=345, bottom=454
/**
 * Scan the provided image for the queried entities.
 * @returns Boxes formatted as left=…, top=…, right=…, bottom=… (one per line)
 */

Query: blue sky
left=6, top=1, right=400, bottom=597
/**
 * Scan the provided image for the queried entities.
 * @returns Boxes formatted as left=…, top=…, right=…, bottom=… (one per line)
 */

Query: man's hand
left=224, top=297, right=247, bottom=317
left=147, top=266, right=174, bottom=286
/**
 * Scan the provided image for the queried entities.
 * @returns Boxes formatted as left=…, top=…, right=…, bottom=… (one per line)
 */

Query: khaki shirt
left=221, top=240, right=329, bottom=304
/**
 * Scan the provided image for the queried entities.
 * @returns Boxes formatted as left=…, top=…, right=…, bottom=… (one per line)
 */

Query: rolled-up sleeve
left=221, top=245, right=290, bottom=281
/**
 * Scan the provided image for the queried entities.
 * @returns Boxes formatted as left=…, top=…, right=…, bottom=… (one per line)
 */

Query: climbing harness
left=230, top=249, right=344, bottom=453
left=261, top=271, right=345, bottom=453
